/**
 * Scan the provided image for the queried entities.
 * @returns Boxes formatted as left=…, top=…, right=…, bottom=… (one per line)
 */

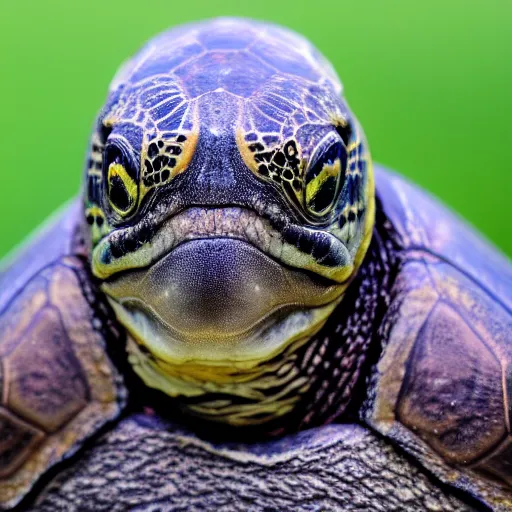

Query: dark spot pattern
left=252, top=139, right=302, bottom=190
left=142, top=134, right=187, bottom=188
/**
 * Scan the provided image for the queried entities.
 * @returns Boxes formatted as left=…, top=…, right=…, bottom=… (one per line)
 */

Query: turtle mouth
left=94, top=206, right=353, bottom=365
left=102, top=237, right=343, bottom=364
left=92, top=207, right=353, bottom=283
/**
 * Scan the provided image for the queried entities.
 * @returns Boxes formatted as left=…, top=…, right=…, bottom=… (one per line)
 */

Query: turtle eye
left=304, top=132, right=347, bottom=217
left=104, top=144, right=139, bottom=217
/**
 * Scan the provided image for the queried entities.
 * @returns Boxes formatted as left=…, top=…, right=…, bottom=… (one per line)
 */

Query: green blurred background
left=0, top=0, right=511, bottom=260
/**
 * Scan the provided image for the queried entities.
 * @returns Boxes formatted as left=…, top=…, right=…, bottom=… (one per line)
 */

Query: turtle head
left=83, top=18, right=374, bottom=426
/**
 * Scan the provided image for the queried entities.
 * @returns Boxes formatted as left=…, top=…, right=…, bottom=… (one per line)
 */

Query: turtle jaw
left=91, top=207, right=355, bottom=284
left=102, top=237, right=344, bottom=365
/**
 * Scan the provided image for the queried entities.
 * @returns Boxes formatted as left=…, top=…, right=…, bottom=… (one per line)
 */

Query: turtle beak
left=101, top=237, right=342, bottom=363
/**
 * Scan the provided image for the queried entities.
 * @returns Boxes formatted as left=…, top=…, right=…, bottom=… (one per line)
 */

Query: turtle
left=0, top=16, right=511, bottom=512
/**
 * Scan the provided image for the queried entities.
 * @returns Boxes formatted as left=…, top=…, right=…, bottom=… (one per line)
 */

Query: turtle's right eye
left=103, top=144, right=139, bottom=218
left=304, top=132, right=348, bottom=217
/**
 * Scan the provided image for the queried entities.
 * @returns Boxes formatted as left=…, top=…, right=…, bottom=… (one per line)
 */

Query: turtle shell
left=26, top=415, right=474, bottom=511
left=0, top=213, right=125, bottom=509
left=364, top=167, right=512, bottom=509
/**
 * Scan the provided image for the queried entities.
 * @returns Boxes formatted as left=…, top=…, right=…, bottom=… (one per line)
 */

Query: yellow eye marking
left=109, top=163, right=138, bottom=197
left=138, top=129, right=199, bottom=201
left=107, top=162, right=139, bottom=216
left=305, top=158, right=341, bottom=212
left=170, top=131, right=198, bottom=179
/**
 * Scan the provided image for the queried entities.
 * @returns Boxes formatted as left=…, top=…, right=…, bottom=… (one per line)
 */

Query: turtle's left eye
left=104, top=144, right=139, bottom=218
left=304, top=132, right=347, bottom=217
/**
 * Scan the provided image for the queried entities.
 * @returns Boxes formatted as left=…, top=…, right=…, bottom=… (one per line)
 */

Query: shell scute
left=129, top=40, right=204, bottom=85
left=0, top=277, right=47, bottom=359
left=396, top=300, right=506, bottom=465
left=116, top=18, right=341, bottom=105
left=175, top=50, right=276, bottom=98
left=245, top=101, right=282, bottom=133
left=149, top=95, right=185, bottom=121
left=6, top=306, right=89, bottom=434
left=0, top=408, right=44, bottom=479
left=479, top=438, right=512, bottom=486
left=0, top=257, right=124, bottom=509
left=156, top=102, right=188, bottom=132
left=138, top=79, right=183, bottom=109
left=365, top=188, right=512, bottom=506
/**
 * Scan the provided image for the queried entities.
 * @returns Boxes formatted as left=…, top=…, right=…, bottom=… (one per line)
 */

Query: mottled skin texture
left=1, top=17, right=512, bottom=512
left=30, top=416, right=476, bottom=512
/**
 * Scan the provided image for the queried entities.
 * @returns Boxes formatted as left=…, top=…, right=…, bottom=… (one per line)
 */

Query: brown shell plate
left=0, top=257, right=125, bottom=509
left=368, top=254, right=512, bottom=509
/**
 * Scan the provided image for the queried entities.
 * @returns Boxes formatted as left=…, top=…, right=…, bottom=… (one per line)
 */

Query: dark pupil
left=109, top=175, right=132, bottom=212
left=305, top=140, right=347, bottom=214
left=309, top=176, right=338, bottom=213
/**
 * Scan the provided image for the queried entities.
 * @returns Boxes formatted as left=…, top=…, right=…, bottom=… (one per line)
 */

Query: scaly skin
left=82, top=18, right=376, bottom=429
left=29, top=415, right=477, bottom=512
